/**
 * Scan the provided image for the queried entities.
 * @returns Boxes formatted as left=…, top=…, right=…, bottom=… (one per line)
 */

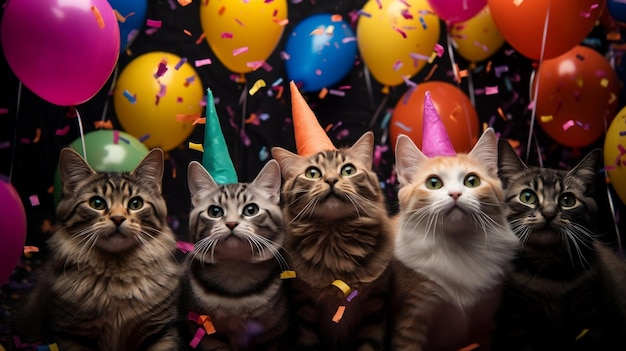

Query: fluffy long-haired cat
left=271, top=131, right=395, bottom=351
left=180, top=159, right=293, bottom=351
left=391, top=128, right=519, bottom=351
left=492, top=140, right=626, bottom=350
left=15, top=147, right=182, bottom=350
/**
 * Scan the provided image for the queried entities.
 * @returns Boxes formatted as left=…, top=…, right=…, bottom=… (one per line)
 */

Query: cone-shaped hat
left=202, top=87, right=238, bottom=185
left=290, top=81, right=336, bottom=156
left=421, top=91, right=456, bottom=157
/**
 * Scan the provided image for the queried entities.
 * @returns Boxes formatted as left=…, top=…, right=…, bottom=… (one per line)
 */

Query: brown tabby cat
left=492, top=140, right=626, bottom=350
left=390, top=128, right=519, bottom=351
left=180, top=159, right=293, bottom=351
left=15, top=147, right=182, bottom=350
left=271, top=131, right=395, bottom=351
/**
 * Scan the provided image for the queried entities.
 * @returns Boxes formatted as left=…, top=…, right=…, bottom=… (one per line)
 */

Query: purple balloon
left=0, top=180, right=26, bottom=285
left=427, top=0, right=486, bottom=23
left=0, top=0, right=120, bottom=106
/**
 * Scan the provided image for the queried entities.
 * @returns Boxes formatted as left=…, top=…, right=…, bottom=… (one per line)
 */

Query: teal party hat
left=201, top=87, right=238, bottom=185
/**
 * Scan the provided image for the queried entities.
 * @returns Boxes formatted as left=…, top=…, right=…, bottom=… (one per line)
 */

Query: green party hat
left=202, top=87, right=238, bottom=185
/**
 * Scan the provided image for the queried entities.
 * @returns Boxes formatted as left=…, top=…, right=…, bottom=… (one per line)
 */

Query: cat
left=15, top=147, right=182, bottom=350
left=491, top=139, right=626, bottom=350
left=179, top=159, right=293, bottom=351
left=271, top=131, right=395, bottom=351
left=390, top=128, right=519, bottom=351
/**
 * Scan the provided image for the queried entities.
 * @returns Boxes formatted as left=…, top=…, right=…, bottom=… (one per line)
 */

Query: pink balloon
left=427, top=0, right=486, bottom=22
left=0, top=180, right=26, bottom=285
left=1, top=0, right=120, bottom=106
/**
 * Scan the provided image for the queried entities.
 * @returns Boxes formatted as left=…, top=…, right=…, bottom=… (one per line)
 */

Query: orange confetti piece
left=497, top=107, right=507, bottom=121
left=458, top=343, right=480, bottom=351
left=245, top=113, right=258, bottom=124
left=310, top=28, right=325, bottom=36
left=423, top=64, right=438, bottom=81
left=275, top=85, right=284, bottom=99
left=33, top=128, right=41, bottom=143
left=183, top=29, right=192, bottom=36
left=91, top=6, right=105, bottom=29
left=218, top=6, right=226, bottom=15
left=178, top=0, right=192, bottom=6
left=176, top=113, right=201, bottom=122
left=197, top=315, right=217, bottom=334
left=318, top=87, right=328, bottom=99
left=332, top=306, right=346, bottom=323
left=192, top=117, right=206, bottom=125
left=24, top=246, right=39, bottom=254
left=195, top=32, right=206, bottom=45
left=94, top=120, right=113, bottom=129
left=331, top=14, right=343, bottom=22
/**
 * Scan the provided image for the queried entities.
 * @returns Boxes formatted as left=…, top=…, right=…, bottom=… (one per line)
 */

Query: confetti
left=458, top=343, right=480, bottom=351
left=562, top=120, right=576, bottom=131
left=485, top=86, right=499, bottom=95
left=221, top=32, right=234, bottom=39
left=113, top=130, right=120, bottom=144
left=280, top=270, right=296, bottom=279
left=318, top=87, right=329, bottom=99
left=332, top=279, right=352, bottom=297
left=0, top=141, right=10, bottom=149
left=139, top=134, right=150, bottom=142
left=177, top=113, right=201, bottom=122
left=183, top=29, right=192, bottom=36
left=94, top=120, right=113, bottom=129
left=29, top=195, right=40, bottom=206
left=575, top=328, right=589, bottom=341
left=195, top=58, right=212, bottom=67
left=24, top=246, right=39, bottom=254
left=195, top=32, right=206, bottom=45
left=146, top=19, right=162, bottom=28
left=193, top=117, right=206, bottom=125
left=393, top=27, right=407, bottom=38
left=332, top=306, right=346, bottom=323
left=600, top=78, right=609, bottom=88
left=249, top=79, right=267, bottom=95
left=176, top=240, right=195, bottom=253
left=358, top=10, right=372, bottom=18
left=91, top=6, right=105, bottom=29
left=328, top=89, right=345, bottom=97
left=33, top=128, right=42, bottom=143
left=0, top=108, right=8, bottom=114
left=155, top=59, right=168, bottom=78
left=346, top=289, right=358, bottom=302
left=232, top=47, right=249, bottom=56
left=513, top=0, right=524, bottom=6
left=55, top=125, right=70, bottom=136
left=178, top=0, right=192, bottom=6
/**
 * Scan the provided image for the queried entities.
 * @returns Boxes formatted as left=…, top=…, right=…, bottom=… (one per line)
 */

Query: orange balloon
left=390, top=81, right=479, bottom=153
left=488, top=0, right=602, bottom=60
left=533, top=45, right=620, bottom=148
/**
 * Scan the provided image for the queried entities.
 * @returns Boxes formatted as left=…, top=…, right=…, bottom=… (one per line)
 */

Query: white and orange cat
left=390, top=128, right=519, bottom=351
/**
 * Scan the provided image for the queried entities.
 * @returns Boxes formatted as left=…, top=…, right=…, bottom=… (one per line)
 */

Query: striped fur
left=271, top=131, right=395, bottom=351
left=16, top=148, right=181, bottom=350
left=181, top=159, right=292, bottom=351
left=391, top=129, right=519, bottom=351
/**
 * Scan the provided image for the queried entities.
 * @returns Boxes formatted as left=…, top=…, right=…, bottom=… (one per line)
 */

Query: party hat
left=421, top=91, right=456, bottom=157
left=202, top=87, right=238, bottom=185
left=290, top=81, right=336, bottom=156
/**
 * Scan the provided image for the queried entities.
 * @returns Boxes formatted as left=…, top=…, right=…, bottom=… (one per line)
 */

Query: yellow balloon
left=604, top=106, right=626, bottom=205
left=113, top=52, right=203, bottom=152
left=450, top=5, right=505, bottom=63
left=200, top=0, right=287, bottom=75
left=357, top=0, right=440, bottom=89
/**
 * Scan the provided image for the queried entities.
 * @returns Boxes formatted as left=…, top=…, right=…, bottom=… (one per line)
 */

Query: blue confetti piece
left=175, top=57, right=188, bottom=70
left=123, top=90, right=137, bottom=104
left=139, top=134, right=151, bottom=142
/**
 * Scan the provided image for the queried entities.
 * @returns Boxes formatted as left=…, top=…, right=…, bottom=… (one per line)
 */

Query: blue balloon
left=107, top=0, right=148, bottom=52
left=607, top=0, right=626, bottom=23
left=284, top=14, right=357, bottom=93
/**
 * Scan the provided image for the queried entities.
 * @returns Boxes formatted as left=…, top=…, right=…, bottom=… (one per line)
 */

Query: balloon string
left=75, top=108, right=87, bottom=162
left=363, top=64, right=376, bottom=112
left=445, top=29, right=461, bottom=88
left=236, top=84, right=247, bottom=169
left=368, top=94, right=389, bottom=130
left=606, top=182, right=623, bottom=254
left=525, top=0, right=551, bottom=163
left=9, top=81, right=23, bottom=182
left=100, top=64, right=120, bottom=123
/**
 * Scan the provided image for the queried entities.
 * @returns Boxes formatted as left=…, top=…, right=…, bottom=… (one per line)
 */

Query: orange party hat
left=290, top=81, right=336, bottom=156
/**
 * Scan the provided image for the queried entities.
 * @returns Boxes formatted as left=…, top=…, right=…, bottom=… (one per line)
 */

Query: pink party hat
left=421, top=91, right=456, bottom=157
left=290, top=81, right=336, bottom=156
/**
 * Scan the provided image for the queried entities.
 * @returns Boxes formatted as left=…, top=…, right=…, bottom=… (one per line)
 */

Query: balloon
left=357, top=0, right=440, bottom=89
left=450, top=5, right=505, bottom=62
left=200, top=0, right=287, bottom=76
left=604, top=106, right=626, bottom=205
left=427, top=0, right=486, bottom=23
left=533, top=45, right=620, bottom=148
left=607, top=0, right=626, bottom=23
left=390, top=81, right=479, bottom=153
left=284, top=13, right=358, bottom=93
left=0, top=0, right=120, bottom=106
left=108, top=0, right=148, bottom=52
left=0, top=180, right=26, bottom=285
left=488, top=0, right=601, bottom=60
left=113, top=52, right=203, bottom=151
left=52, top=130, right=150, bottom=206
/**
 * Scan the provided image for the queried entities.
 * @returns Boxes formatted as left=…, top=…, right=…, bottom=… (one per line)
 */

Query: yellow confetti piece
left=325, top=25, right=335, bottom=35
left=428, top=51, right=438, bottom=64
left=91, top=6, right=105, bottom=29
left=249, top=79, right=267, bottom=96
left=188, top=142, right=204, bottom=152
left=49, top=344, right=59, bottom=351
left=332, top=306, right=346, bottom=323
left=600, top=78, right=609, bottom=87
left=332, top=279, right=351, bottom=297
left=541, top=115, right=553, bottom=123
left=575, top=328, right=589, bottom=341
left=280, top=270, right=296, bottom=279
left=609, top=92, right=617, bottom=104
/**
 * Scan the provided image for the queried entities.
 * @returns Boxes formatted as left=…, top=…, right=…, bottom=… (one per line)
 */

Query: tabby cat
left=16, top=147, right=182, bottom=350
left=391, top=128, right=519, bottom=351
left=180, top=159, right=292, bottom=351
left=492, top=139, right=626, bottom=350
left=271, top=131, right=395, bottom=351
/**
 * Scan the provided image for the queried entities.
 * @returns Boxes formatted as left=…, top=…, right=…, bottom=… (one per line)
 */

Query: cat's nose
left=225, top=222, right=238, bottom=230
left=449, top=192, right=462, bottom=200
left=325, top=178, right=338, bottom=187
left=110, top=215, right=125, bottom=226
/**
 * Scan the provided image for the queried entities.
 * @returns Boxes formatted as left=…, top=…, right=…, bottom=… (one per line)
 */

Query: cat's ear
left=469, top=128, right=498, bottom=176
left=271, top=147, right=301, bottom=179
left=132, top=148, right=165, bottom=189
left=567, top=148, right=602, bottom=195
left=394, top=134, right=427, bottom=186
left=497, top=138, right=528, bottom=188
left=187, top=161, right=219, bottom=207
left=348, top=132, right=374, bottom=169
left=252, top=159, right=282, bottom=203
left=59, top=147, right=96, bottom=193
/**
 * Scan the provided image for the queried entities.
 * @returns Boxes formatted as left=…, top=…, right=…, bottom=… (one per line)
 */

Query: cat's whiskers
left=189, top=235, right=220, bottom=269
left=249, top=233, right=290, bottom=272
left=291, top=197, right=320, bottom=224
left=140, top=226, right=178, bottom=260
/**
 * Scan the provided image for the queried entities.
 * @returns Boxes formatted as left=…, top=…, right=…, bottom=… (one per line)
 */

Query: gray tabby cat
left=180, top=159, right=292, bottom=351
left=492, top=139, right=626, bottom=350
left=16, top=147, right=182, bottom=350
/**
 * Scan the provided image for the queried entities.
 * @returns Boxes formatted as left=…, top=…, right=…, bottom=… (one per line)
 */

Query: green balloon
left=53, top=130, right=150, bottom=207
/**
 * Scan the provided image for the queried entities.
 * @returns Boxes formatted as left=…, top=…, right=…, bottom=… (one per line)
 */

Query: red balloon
left=533, top=45, right=620, bottom=148
left=488, top=0, right=602, bottom=60
left=390, top=81, right=480, bottom=153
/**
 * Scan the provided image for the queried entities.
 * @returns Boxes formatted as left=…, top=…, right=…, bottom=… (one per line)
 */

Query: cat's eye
left=89, top=196, right=107, bottom=210
left=242, top=203, right=259, bottom=217
left=519, top=189, right=538, bottom=204
left=464, top=174, right=481, bottom=188
left=305, top=166, right=322, bottom=179
left=207, top=205, right=224, bottom=218
left=340, top=164, right=357, bottom=176
left=128, top=197, right=144, bottom=210
left=425, top=176, right=443, bottom=189
left=558, top=192, right=577, bottom=207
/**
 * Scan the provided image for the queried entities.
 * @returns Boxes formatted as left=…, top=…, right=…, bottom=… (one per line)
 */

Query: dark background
left=1, top=0, right=625, bottom=329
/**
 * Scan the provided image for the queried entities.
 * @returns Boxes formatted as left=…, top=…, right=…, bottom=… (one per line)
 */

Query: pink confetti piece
left=221, top=32, right=233, bottom=39
left=235, top=18, right=244, bottom=26
left=113, top=130, right=120, bottom=144
left=157, top=83, right=167, bottom=98
left=232, top=46, right=248, bottom=56
left=433, top=43, right=444, bottom=57
left=190, top=327, right=205, bottom=348
left=315, top=69, right=322, bottom=76
left=562, top=120, right=575, bottom=131
left=176, top=241, right=195, bottom=253
left=393, top=60, right=403, bottom=71
left=55, top=125, right=70, bottom=136
left=0, top=108, right=8, bottom=114
left=280, top=51, right=290, bottom=60
left=401, top=9, right=413, bottom=19
left=393, top=27, right=407, bottom=38
left=175, top=57, right=188, bottom=70
left=485, top=86, right=499, bottom=95
left=246, top=60, right=265, bottom=71
left=195, top=58, right=212, bottom=67
left=154, top=60, right=168, bottom=78
left=342, top=37, right=356, bottom=43
left=146, top=19, right=162, bottom=28
left=328, top=89, right=345, bottom=97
